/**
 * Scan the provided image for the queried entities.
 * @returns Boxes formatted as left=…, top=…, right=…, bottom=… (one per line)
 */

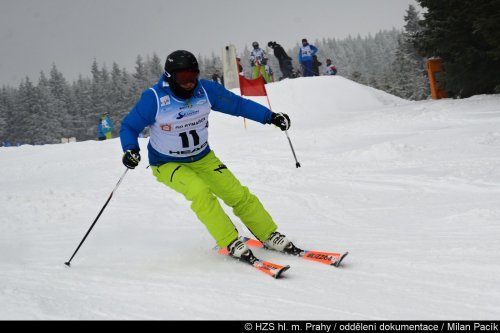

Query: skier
left=267, top=41, right=293, bottom=80
left=249, top=42, right=272, bottom=83
left=298, top=38, right=318, bottom=77
left=120, top=50, right=294, bottom=260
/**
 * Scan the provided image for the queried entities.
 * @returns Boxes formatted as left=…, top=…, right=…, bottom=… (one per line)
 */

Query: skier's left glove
left=270, top=112, right=291, bottom=131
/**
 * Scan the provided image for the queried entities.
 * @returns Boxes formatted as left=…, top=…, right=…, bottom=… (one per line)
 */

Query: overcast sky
left=0, top=0, right=420, bottom=86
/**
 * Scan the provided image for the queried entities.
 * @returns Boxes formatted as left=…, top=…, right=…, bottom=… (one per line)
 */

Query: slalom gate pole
left=64, top=168, right=129, bottom=267
left=284, top=130, right=301, bottom=168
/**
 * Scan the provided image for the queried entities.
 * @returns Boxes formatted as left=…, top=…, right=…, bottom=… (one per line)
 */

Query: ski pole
left=64, top=168, right=129, bottom=267
left=285, top=130, right=301, bottom=168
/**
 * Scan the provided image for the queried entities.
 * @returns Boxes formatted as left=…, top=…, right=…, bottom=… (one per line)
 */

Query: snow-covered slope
left=1, top=76, right=499, bottom=319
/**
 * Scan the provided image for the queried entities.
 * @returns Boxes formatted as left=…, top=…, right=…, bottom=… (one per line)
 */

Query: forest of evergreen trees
left=1, top=2, right=498, bottom=146
left=414, top=0, right=500, bottom=98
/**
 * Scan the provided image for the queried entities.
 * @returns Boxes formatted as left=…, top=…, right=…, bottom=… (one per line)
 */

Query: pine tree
left=48, top=64, right=72, bottom=139
left=120, top=66, right=139, bottom=119
left=133, top=55, right=149, bottom=93
left=89, top=59, right=109, bottom=137
left=1, top=86, right=17, bottom=145
left=0, top=87, right=9, bottom=143
left=13, top=78, right=38, bottom=144
left=388, top=5, right=429, bottom=100
left=73, top=75, right=94, bottom=140
left=108, top=62, right=131, bottom=136
left=147, top=53, right=163, bottom=84
left=31, top=72, right=56, bottom=144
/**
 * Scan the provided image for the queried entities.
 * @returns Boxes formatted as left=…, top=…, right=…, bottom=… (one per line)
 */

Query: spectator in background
left=249, top=41, right=271, bottom=83
left=268, top=41, right=293, bottom=80
left=261, top=58, right=274, bottom=82
left=324, top=59, right=337, bottom=75
left=298, top=38, right=318, bottom=77
left=312, top=55, right=322, bottom=76
left=212, top=70, right=224, bottom=85
left=97, top=113, right=114, bottom=140
left=236, top=57, right=244, bottom=75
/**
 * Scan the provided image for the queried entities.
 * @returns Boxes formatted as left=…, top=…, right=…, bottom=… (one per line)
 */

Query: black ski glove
left=122, top=150, right=141, bottom=169
left=270, top=112, right=291, bottom=131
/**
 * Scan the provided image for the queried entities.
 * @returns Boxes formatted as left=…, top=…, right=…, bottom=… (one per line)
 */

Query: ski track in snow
left=1, top=76, right=500, bottom=319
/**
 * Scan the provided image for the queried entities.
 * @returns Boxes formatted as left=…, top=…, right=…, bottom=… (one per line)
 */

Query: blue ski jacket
left=120, top=75, right=274, bottom=166
left=299, top=44, right=318, bottom=63
left=98, top=116, right=113, bottom=136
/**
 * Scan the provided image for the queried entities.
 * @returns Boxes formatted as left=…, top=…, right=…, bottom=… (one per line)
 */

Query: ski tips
left=275, top=265, right=291, bottom=279
left=331, top=252, right=349, bottom=267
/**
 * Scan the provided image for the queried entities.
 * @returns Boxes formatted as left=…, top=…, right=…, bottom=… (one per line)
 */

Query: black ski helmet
left=164, top=50, right=199, bottom=76
left=252, top=41, right=259, bottom=48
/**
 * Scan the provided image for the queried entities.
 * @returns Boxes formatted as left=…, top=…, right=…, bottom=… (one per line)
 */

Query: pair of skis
left=218, top=237, right=348, bottom=279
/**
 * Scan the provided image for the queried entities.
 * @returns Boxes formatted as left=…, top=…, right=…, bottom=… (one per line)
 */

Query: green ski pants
left=152, top=151, right=277, bottom=248
left=252, top=65, right=271, bottom=83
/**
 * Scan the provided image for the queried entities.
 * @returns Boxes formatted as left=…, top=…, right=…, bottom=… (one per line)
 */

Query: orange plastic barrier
left=427, top=58, right=448, bottom=99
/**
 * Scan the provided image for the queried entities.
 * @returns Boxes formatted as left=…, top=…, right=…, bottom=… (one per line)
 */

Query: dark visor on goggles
left=175, top=70, right=199, bottom=85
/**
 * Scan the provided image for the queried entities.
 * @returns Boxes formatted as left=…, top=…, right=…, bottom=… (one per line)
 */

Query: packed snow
left=1, top=76, right=499, bottom=320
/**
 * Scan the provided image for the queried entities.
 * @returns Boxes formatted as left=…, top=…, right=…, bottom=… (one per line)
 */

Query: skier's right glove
left=270, top=112, right=291, bottom=131
left=122, top=149, right=141, bottom=169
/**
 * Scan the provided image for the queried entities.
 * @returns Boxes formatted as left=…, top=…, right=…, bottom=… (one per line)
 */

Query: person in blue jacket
left=120, top=50, right=296, bottom=261
left=298, top=38, right=319, bottom=77
left=97, top=113, right=114, bottom=140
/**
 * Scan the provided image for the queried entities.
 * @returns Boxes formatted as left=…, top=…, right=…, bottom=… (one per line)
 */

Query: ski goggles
left=174, top=70, right=199, bottom=85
